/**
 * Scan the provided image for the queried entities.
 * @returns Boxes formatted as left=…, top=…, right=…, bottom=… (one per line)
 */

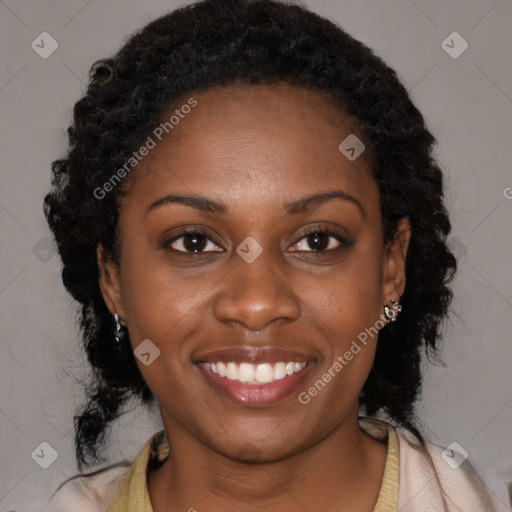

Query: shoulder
left=44, top=430, right=166, bottom=511
left=43, top=463, right=130, bottom=512
left=395, top=425, right=512, bottom=512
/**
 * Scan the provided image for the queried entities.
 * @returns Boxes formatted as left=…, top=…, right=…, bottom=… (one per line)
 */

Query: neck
left=148, top=409, right=388, bottom=512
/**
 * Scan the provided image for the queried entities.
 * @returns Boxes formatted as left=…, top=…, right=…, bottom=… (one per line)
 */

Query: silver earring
left=113, top=312, right=126, bottom=343
left=384, top=299, right=402, bottom=323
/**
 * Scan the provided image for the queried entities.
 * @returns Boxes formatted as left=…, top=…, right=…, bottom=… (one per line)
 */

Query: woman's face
left=99, top=82, right=409, bottom=461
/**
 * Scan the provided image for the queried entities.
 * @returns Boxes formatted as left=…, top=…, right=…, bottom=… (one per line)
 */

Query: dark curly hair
left=44, top=0, right=457, bottom=471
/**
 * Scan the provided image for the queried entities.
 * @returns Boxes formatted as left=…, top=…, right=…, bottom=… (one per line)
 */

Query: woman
left=43, top=0, right=511, bottom=510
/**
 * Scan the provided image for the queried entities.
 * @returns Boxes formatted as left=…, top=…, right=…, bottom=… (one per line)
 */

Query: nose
left=212, top=248, right=301, bottom=332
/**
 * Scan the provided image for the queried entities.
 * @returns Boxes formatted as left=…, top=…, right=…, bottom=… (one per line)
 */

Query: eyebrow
left=146, top=189, right=364, bottom=217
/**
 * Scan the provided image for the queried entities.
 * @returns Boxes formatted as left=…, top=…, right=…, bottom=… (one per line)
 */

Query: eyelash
left=163, top=227, right=352, bottom=255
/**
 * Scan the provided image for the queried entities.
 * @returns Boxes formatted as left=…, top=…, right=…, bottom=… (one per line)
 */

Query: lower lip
left=197, top=364, right=314, bottom=407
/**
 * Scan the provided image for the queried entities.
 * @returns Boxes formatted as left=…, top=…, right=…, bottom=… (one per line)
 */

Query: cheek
left=120, top=244, right=207, bottom=338
left=117, top=245, right=220, bottom=391
left=301, top=239, right=384, bottom=392
left=309, top=243, right=383, bottom=339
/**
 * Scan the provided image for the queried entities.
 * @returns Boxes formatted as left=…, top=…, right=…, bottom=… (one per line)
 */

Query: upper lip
left=193, top=346, right=316, bottom=364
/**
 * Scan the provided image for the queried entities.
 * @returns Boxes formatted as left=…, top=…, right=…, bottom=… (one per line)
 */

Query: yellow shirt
left=107, top=417, right=399, bottom=512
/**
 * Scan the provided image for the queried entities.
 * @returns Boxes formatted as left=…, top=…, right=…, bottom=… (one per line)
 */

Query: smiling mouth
left=199, top=361, right=308, bottom=385
left=193, top=346, right=315, bottom=406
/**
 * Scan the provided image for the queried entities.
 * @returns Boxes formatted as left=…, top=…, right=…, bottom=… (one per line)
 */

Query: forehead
left=121, top=82, right=378, bottom=217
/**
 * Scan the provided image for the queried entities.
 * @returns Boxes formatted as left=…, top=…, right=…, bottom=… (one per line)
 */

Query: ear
left=97, top=244, right=126, bottom=321
left=381, top=217, right=411, bottom=305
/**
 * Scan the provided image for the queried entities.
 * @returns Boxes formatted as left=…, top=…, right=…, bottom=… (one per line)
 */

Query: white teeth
left=274, top=362, right=286, bottom=380
left=202, top=361, right=308, bottom=384
left=226, top=362, right=238, bottom=380
left=238, top=362, right=255, bottom=383
left=255, top=363, right=274, bottom=383
left=217, top=362, right=227, bottom=377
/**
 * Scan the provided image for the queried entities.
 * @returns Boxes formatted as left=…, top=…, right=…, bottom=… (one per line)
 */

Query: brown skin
left=98, top=82, right=410, bottom=512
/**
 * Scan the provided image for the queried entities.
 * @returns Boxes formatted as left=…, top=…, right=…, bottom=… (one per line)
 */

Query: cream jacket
left=44, top=418, right=512, bottom=512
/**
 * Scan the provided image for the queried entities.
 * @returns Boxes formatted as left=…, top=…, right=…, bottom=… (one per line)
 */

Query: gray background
left=1, top=0, right=511, bottom=510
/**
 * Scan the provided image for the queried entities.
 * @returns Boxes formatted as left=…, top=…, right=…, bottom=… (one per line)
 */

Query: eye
left=163, top=227, right=352, bottom=255
left=289, top=228, right=350, bottom=253
left=164, top=229, right=223, bottom=254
